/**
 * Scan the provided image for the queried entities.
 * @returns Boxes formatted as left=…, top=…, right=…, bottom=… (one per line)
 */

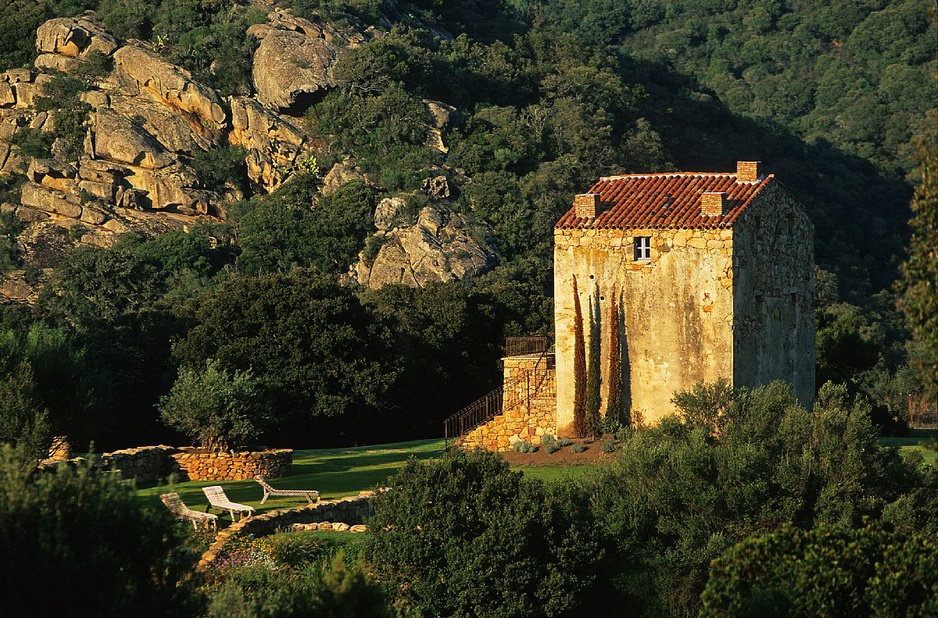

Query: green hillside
left=0, top=0, right=934, bottom=452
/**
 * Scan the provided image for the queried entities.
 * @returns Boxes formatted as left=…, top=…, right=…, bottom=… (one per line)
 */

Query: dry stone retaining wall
left=171, top=448, right=291, bottom=481
left=95, top=446, right=291, bottom=482
left=198, top=491, right=379, bottom=570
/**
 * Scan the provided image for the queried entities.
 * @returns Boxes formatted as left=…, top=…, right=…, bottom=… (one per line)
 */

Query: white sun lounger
left=202, top=485, right=255, bottom=521
left=160, top=492, right=217, bottom=530
left=254, top=476, right=320, bottom=504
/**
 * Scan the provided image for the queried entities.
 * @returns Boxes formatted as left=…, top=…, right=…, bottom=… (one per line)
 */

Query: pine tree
left=572, top=275, right=588, bottom=437
left=585, top=292, right=601, bottom=437
left=606, top=287, right=622, bottom=424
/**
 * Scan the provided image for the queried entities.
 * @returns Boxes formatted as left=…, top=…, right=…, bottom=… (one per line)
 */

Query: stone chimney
left=574, top=193, right=601, bottom=219
left=736, top=161, right=762, bottom=182
left=701, top=192, right=726, bottom=217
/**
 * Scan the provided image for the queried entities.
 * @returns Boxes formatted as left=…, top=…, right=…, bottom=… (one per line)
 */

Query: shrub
left=557, top=437, right=573, bottom=447
left=600, top=439, right=616, bottom=453
left=584, top=381, right=928, bottom=616
left=366, top=449, right=603, bottom=616
left=571, top=443, right=587, bottom=453
left=701, top=522, right=938, bottom=617
left=191, top=145, right=247, bottom=191
left=0, top=444, right=199, bottom=615
left=513, top=440, right=538, bottom=453
left=207, top=550, right=393, bottom=617
left=159, top=359, right=271, bottom=451
left=545, top=444, right=560, bottom=454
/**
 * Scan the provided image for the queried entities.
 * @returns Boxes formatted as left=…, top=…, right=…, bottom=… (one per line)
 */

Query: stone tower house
left=553, top=161, right=815, bottom=432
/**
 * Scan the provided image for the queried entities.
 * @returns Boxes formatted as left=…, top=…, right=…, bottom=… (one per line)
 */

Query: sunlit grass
left=135, top=437, right=605, bottom=520
left=135, top=439, right=446, bottom=519
left=880, top=430, right=937, bottom=467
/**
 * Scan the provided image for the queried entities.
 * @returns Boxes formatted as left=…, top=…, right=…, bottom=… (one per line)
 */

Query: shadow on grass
left=136, top=438, right=447, bottom=520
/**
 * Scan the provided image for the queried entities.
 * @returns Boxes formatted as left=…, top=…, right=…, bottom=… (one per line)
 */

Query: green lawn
left=136, top=439, right=447, bottom=519
left=880, top=430, right=937, bottom=467
left=135, top=438, right=605, bottom=520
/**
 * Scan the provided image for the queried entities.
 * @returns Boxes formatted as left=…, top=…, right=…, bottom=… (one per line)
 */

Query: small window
left=634, top=236, right=651, bottom=261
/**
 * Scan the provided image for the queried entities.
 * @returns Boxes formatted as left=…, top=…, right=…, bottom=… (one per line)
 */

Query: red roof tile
left=555, top=172, right=774, bottom=230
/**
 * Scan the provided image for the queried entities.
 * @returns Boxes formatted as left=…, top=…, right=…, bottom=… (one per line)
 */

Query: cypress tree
left=606, top=287, right=622, bottom=424
left=585, top=292, right=601, bottom=437
left=573, top=275, right=588, bottom=437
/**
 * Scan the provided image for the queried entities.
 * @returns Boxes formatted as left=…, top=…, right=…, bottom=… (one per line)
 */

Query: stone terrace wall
left=172, top=448, right=291, bottom=481
left=102, top=445, right=177, bottom=482
left=198, top=491, right=378, bottom=570
left=459, top=354, right=557, bottom=451
left=97, top=446, right=292, bottom=482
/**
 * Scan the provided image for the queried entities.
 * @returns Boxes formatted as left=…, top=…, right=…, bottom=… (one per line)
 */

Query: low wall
left=171, top=448, right=291, bottom=481
left=198, top=491, right=379, bottom=570
left=99, top=446, right=292, bottom=482
left=102, top=445, right=177, bottom=483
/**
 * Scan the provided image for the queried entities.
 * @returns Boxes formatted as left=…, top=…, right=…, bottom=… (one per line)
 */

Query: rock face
left=354, top=194, right=498, bottom=288
left=249, top=10, right=364, bottom=114
left=229, top=96, right=312, bottom=193
left=112, top=45, right=228, bottom=132
left=1, top=9, right=484, bottom=300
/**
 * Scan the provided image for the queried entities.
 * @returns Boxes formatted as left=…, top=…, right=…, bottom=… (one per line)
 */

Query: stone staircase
left=445, top=342, right=557, bottom=451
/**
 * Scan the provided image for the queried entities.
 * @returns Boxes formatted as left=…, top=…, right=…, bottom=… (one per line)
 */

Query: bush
left=600, top=439, right=616, bottom=453
left=701, top=522, right=938, bottom=617
left=513, top=440, right=537, bottom=453
left=545, top=444, right=560, bottom=454
left=584, top=381, right=926, bottom=616
left=207, top=550, right=393, bottom=618
left=191, top=146, right=247, bottom=191
left=159, top=359, right=271, bottom=451
left=557, top=437, right=573, bottom=447
left=366, top=449, right=603, bottom=616
left=571, top=443, right=587, bottom=453
left=0, top=444, right=199, bottom=615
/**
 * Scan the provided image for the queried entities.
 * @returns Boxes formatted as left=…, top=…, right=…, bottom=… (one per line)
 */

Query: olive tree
left=159, top=359, right=270, bottom=451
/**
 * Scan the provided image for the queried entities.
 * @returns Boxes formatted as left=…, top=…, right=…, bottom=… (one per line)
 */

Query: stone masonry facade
left=553, top=163, right=815, bottom=432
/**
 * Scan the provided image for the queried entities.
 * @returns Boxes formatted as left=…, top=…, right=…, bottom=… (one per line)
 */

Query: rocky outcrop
left=113, top=46, right=227, bottom=131
left=354, top=190, right=499, bottom=288
left=424, top=100, right=460, bottom=153
left=320, top=158, right=370, bottom=196
left=89, top=108, right=173, bottom=169
left=248, top=10, right=364, bottom=114
left=229, top=96, right=311, bottom=193
left=36, top=14, right=119, bottom=59
left=1, top=9, right=489, bottom=301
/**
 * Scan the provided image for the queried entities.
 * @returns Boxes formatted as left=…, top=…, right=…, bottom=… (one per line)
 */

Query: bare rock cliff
left=0, top=7, right=496, bottom=300
left=353, top=180, right=499, bottom=289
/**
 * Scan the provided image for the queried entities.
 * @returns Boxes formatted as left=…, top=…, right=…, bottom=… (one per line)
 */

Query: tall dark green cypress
left=606, top=287, right=622, bottom=424
left=585, top=291, right=601, bottom=437
left=572, top=275, right=588, bottom=437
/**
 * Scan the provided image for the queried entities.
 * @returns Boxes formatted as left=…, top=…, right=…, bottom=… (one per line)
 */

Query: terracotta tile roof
left=555, top=171, right=774, bottom=230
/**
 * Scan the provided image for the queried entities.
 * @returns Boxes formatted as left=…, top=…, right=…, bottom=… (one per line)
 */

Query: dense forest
left=0, top=0, right=935, bottom=453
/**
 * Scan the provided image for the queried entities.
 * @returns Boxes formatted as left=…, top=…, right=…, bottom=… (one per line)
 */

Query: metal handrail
left=505, top=336, right=549, bottom=357
left=443, top=343, right=553, bottom=446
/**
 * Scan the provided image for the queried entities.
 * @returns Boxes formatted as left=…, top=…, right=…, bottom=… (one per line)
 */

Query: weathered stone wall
left=554, top=226, right=735, bottom=431
left=553, top=182, right=815, bottom=430
left=198, top=491, right=378, bottom=570
left=172, top=448, right=291, bottom=481
left=97, top=446, right=293, bottom=482
left=731, top=182, right=815, bottom=408
left=459, top=354, right=556, bottom=451
left=102, top=445, right=177, bottom=482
